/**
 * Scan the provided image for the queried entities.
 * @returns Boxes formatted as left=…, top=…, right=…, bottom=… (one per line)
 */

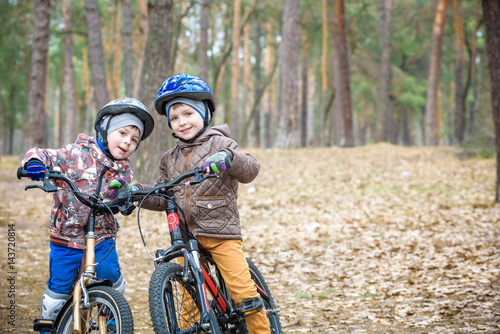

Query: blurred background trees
left=0, top=0, right=497, bottom=180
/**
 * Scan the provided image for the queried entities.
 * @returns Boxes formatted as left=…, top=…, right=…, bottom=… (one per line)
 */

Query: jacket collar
left=76, top=133, right=130, bottom=172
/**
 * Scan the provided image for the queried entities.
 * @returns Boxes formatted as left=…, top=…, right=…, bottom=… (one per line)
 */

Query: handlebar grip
left=17, top=167, right=27, bottom=180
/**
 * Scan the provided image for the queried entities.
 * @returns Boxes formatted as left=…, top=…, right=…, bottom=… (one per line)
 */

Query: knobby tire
left=148, top=262, right=221, bottom=334
left=55, top=285, right=134, bottom=334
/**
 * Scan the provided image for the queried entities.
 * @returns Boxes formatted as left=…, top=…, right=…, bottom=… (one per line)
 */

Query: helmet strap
left=95, top=118, right=116, bottom=160
left=172, top=123, right=210, bottom=144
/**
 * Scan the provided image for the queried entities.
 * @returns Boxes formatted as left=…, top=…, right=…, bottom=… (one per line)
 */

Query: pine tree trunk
left=425, top=0, right=447, bottom=146
left=26, top=0, right=51, bottom=149
left=133, top=0, right=148, bottom=99
left=85, top=0, right=110, bottom=109
left=198, top=0, right=210, bottom=82
left=252, top=20, right=262, bottom=148
left=264, top=21, right=274, bottom=148
left=330, top=0, right=342, bottom=146
left=301, top=16, right=310, bottom=148
left=482, top=0, right=500, bottom=201
left=123, top=0, right=133, bottom=97
left=230, top=0, right=242, bottom=137
left=241, top=15, right=251, bottom=145
left=112, top=2, right=122, bottom=99
left=333, top=0, right=354, bottom=147
left=453, top=0, right=466, bottom=144
left=134, top=0, right=173, bottom=183
left=276, top=0, right=300, bottom=148
left=321, top=0, right=328, bottom=117
left=468, top=0, right=480, bottom=137
left=379, top=0, right=396, bottom=144
left=63, top=0, right=77, bottom=143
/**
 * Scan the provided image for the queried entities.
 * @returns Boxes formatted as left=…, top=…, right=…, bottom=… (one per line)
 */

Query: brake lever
left=24, top=173, right=59, bottom=193
left=186, top=172, right=218, bottom=186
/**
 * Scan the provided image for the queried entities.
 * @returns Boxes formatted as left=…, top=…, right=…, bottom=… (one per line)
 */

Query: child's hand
left=204, top=151, right=232, bottom=174
left=108, top=178, right=136, bottom=198
left=26, top=160, right=46, bottom=181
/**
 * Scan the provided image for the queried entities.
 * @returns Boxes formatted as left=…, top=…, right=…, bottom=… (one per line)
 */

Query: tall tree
left=424, top=0, right=447, bottom=146
left=379, top=0, right=396, bottom=144
left=301, top=9, right=310, bottom=147
left=264, top=21, right=274, bottom=148
left=453, top=0, right=466, bottom=144
left=123, top=0, right=133, bottom=97
left=63, top=0, right=77, bottom=143
left=133, top=0, right=148, bottom=99
left=25, top=0, right=51, bottom=149
left=112, top=2, right=123, bottom=98
left=134, top=0, right=174, bottom=183
left=198, top=0, right=210, bottom=82
left=230, top=0, right=242, bottom=136
left=333, top=0, right=353, bottom=147
left=85, top=0, right=110, bottom=109
left=468, top=0, right=480, bottom=137
left=241, top=10, right=253, bottom=145
left=482, top=0, right=500, bottom=201
left=276, top=0, right=300, bottom=148
left=321, top=0, right=328, bottom=117
left=330, top=0, right=342, bottom=146
left=252, top=20, right=262, bottom=148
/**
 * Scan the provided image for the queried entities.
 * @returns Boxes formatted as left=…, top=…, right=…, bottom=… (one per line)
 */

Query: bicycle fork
left=166, top=200, right=216, bottom=331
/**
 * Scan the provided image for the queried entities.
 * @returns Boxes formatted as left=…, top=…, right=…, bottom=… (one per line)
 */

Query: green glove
left=204, top=151, right=232, bottom=174
left=108, top=177, right=135, bottom=198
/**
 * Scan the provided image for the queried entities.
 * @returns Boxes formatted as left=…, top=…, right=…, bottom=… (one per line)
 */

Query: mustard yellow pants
left=178, top=236, right=270, bottom=334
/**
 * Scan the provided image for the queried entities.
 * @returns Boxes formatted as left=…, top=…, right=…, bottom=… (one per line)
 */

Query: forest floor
left=0, top=144, right=499, bottom=333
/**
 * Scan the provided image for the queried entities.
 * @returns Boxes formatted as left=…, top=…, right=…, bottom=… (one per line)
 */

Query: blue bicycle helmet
left=154, top=73, right=216, bottom=127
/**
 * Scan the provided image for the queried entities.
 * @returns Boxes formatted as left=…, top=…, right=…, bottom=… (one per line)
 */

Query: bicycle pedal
left=33, top=318, right=55, bottom=332
left=239, top=297, right=264, bottom=317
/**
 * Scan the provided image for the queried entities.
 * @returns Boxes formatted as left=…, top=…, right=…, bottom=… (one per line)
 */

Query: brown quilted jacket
left=136, top=124, right=260, bottom=240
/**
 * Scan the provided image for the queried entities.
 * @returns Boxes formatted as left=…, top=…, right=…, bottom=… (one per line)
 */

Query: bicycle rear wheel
left=149, top=262, right=221, bottom=334
left=56, top=285, right=134, bottom=334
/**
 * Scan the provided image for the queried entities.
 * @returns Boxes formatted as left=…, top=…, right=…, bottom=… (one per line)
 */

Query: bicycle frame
left=152, top=195, right=269, bottom=331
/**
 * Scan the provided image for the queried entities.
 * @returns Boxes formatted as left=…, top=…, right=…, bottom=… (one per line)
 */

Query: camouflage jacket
left=21, top=133, right=134, bottom=249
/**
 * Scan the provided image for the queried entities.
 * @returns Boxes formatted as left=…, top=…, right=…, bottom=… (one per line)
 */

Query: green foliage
left=0, top=0, right=494, bottom=153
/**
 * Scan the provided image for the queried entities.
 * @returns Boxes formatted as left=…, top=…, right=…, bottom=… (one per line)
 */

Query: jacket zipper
left=184, top=147, right=194, bottom=226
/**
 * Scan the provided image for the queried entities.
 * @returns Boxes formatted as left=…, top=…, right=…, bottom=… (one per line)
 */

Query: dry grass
left=0, top=144, right=499, bottom=333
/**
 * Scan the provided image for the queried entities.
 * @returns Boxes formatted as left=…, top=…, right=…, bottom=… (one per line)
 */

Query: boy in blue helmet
left=119, top=73, right=269, bottom=333
left=21, top=97, right=154, bottom=329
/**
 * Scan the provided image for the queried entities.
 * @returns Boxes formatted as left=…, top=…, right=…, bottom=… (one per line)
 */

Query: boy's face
left=107, top=125, right=141, bottom=160
left=169, top=104, right=204, bottom=141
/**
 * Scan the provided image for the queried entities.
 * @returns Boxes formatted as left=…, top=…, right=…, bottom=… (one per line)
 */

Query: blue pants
left=47, top=239, right=121, bottom=294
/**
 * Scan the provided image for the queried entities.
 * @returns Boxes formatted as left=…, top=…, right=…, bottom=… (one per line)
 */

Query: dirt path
left=1, top=145, right=499, bottom=333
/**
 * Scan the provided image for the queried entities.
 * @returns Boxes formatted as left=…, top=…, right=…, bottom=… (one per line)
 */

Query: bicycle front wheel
left=247, top=258, right=283, bottom=334
left=56, top=285, right=134, bottom=334
left=149, top=262, right=221, bottom=334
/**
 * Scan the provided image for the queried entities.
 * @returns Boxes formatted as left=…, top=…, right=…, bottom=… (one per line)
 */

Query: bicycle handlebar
left=130, top=167, right=214, bottom=199
left=17, top=166, right=123, bottom=212
left=17, top=166, right=216, bottom=212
